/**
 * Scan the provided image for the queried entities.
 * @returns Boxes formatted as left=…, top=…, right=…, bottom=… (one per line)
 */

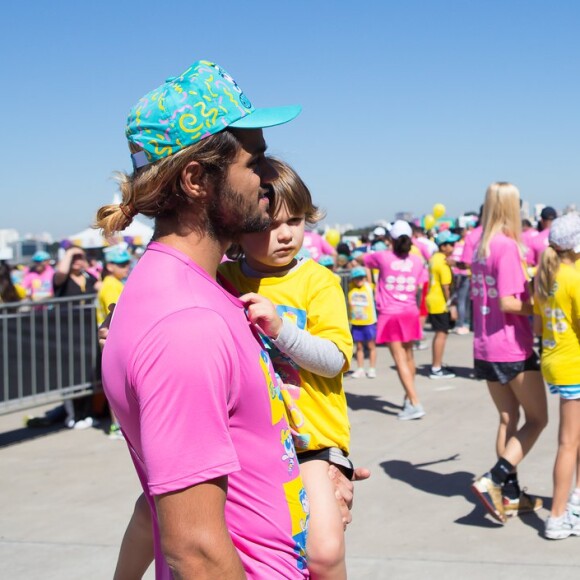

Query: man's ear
left=180, top=161, right=209, bottom=200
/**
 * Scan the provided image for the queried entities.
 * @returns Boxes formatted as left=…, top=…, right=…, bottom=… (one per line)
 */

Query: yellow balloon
left=424, top=215, right=436, bottom=230
left=433, top=203, right=446, bottom=220
left=325, top=229, right=341, bottom=247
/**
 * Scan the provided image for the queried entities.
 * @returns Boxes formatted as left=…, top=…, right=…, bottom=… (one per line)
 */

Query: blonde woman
left=470, top=182, right=547, bottom=523
left=533, top=213, right=580, bottom=539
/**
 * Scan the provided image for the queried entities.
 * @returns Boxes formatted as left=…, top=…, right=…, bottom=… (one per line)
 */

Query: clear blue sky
left=2, top=0, right=579, bottom=238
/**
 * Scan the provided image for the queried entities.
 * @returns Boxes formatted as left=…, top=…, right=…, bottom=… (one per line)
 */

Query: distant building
left=394, top=211, right=414, bottom=222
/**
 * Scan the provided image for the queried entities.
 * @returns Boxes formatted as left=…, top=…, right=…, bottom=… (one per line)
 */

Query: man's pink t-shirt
left=21, top=266, right=54, bottom=300
left=302, top=231, right=335, bottom=262
left=451, top=240, right=468, bottom=276
left=528, top=228, right=550, bottom=266
left=521, top=228, right=539, bottom=265
left=460, top=226, right=482, bottom=267
left=363, top=251, right=426, bottom=314
left=103, top=242, right=309, bottom=579
left=471, top=233, right=533, bottom=362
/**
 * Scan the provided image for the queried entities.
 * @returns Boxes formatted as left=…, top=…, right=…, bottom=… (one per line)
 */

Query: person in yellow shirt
left=347, top=267, right=377, bottom=378
left=96, top=245, right=132, bottom=439
left=533, top=213, right=580, bottom=539
left=426, top=230, right=459, bottom=379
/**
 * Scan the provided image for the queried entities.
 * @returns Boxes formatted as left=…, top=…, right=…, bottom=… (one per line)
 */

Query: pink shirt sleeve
left=494, top=239, right=527, bottom=299
left=363, top=252, right=381, bottom=269
left=131, top=308, right=241, bottom=495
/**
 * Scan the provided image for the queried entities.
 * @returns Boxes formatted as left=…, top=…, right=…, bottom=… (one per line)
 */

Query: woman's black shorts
left=474, top=353, right=540, bottom=385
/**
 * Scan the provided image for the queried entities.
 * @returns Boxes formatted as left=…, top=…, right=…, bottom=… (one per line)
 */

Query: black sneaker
left=429, top=366, right=456, bottom=379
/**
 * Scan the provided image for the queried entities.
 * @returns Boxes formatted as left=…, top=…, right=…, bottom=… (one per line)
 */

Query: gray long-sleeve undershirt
left=272, top=318, right=346, bottom=378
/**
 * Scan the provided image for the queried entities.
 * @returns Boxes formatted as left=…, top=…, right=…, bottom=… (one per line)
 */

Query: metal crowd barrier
left=0, top=294, right=100, bottom=416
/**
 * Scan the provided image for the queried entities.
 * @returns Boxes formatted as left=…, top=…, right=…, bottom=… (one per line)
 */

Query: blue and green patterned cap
left=126, top=60, right=301, bottom=170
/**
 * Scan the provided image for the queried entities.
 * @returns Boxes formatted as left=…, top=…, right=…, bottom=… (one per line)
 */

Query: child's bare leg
left=551, top=399, right=580, bottom=517
left=431, top=330, right=447, bottom=368
left=300, top=460, right=346, bottom=580
left=355, top=341, right=365, bottom=369
left=388, top=342, right=420, bottom=406
left=113, top=493, right=154, bottom=580
left=368, top=340, right=376, bottom=368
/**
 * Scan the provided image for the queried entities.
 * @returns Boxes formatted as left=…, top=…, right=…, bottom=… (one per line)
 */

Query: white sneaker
left=366, top=368, right=376, bottom=379
left=351, top=368, right=366, bottom=379
left=73, top=417, right=94, bottom=430
left=397, top=403, right=425, bottom=421
left=545, top=511, right=580, bottom=540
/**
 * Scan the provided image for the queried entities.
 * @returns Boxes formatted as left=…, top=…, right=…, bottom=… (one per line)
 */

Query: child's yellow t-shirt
left=426, top=252, right=452, bottom=314
left=534, top=263, right=580, bottom=385
left=219, top=259, right=353, bottom=455
left=347, top=282, right=377, bottom=326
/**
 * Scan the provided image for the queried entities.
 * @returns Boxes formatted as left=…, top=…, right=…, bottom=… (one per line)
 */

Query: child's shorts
left=298, top=447, right=354, bottom=480
left=548, top=383, right=580, bottom=400
left=351, top=323, right=377, bottom=343
left=428, top=312, right=452, bottom=333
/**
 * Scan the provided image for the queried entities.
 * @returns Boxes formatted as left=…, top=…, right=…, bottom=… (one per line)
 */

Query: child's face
left=440, top=242, right=455, bottom=256
left=353, top=277, right=365, bottom=287
left=240, top=202, right=306, bottom=273
left=108, top=262, right=131, bottom=280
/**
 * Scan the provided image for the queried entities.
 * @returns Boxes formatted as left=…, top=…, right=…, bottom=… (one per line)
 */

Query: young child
left=533, top=213, right=580, bottom=539
left=221, top=157, right=354, bottom=579
left=426, top=230, right=459, bottom=379
left=111, top=158, right=356, bottom=579
left=347, top=266, right=377, bottom=378
left=96, top=244, right=132, bottom=440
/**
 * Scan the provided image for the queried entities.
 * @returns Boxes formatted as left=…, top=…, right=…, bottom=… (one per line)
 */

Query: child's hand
left=239, top=293, right=283, bottom=339
left=98, top=303, right=116, bottom=349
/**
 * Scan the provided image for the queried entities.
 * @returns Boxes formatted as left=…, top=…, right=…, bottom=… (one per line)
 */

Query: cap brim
left=230, top=105, right=301, bottom=129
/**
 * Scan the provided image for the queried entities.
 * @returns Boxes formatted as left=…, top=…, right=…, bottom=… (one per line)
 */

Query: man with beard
left=95, top=60, right=312, bottom=579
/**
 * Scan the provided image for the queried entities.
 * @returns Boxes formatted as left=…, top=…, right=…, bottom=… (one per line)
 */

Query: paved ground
left=1, top=329, right=579, bottom=579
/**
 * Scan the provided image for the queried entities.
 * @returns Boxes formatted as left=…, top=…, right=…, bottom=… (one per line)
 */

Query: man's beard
left=207, top=184, right=271, bottom=241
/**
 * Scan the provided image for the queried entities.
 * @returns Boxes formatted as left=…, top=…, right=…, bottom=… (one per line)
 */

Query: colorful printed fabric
left=126, top=60, right=300, bottom=166
left=102, top=242, right=309, bottom=578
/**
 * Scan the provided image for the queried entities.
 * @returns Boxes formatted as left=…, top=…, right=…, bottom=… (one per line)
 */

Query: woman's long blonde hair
left=476, top=182, right=523, bottom=259
left=535, top=246, right=575, bottom=302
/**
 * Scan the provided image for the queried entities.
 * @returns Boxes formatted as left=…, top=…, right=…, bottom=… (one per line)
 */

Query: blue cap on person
left=318, top=255, right=334, bottom=267
left=435, top=230, right=460, bottom=246
left=31, top=251, right=51, bottom=262
left=103, top=245, right=131, bottom=264
left=350, top=267, right=367, bottom=279
left=126, top=60, right=302, bottom=170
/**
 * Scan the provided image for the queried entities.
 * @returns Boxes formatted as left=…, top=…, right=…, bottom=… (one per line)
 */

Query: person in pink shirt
left=470, top=182, right=547, bottom=525
left=21, top=251, right=54, bottom=301
left=95, top=60, right=311, bottom=579
left=450, top=228, right=471, bottom=334
left=362, top=221, right=427, bottom=420
left=302, top=230, right=337, bottom=262
left=520, top=218, right=539, bottom=266
left=528, top=206, right=557, bottom=267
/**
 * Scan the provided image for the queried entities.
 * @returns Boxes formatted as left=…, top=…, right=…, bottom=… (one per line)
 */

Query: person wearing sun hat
left=22, top=250, right=54, bottom=301
left=425, top=229, right=460, bottom=380
left=347, top=266, right=378, bottom=379
left=533, top=212, right=580, bottom=539
left=358, top=220, right=428, bottom=419
left=94, top=60, right=313, bottom=578
left=95, top=244, right=133, bottom=441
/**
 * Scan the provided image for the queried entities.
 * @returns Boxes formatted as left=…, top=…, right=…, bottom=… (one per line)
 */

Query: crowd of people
left=315, top=188, right=580, bottom=541
left=3, top=58, right=580, bottom=578
left=1, top=243, right=140, bottom=436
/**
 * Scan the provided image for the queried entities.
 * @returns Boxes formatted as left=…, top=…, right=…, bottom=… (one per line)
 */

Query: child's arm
left=240, top=292, right=345, bottom=378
